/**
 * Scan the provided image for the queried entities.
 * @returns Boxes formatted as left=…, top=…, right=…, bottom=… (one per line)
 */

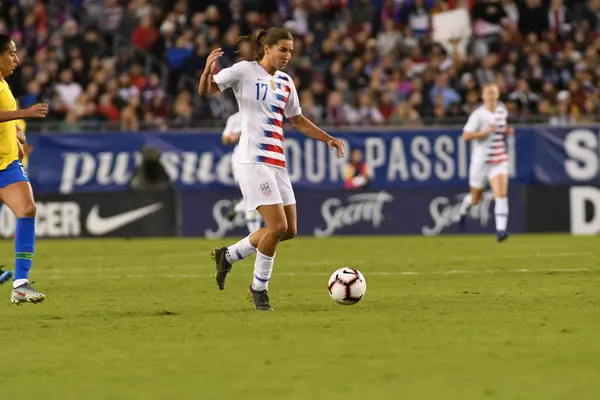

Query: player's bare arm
left=16, top=122, right=26, bottom=159
left=16, top=139, right=24, bottom=160
left=463, top=124, right=496, bottom=141
left=198, top=48, right=224, bottom=97
left=288, top=114, right=345, bottom=157
left=16, top=123, right=25, bottom=144
left=223, top=132, right=241, bottom=145
left=0, top=103, right=48, bottom=123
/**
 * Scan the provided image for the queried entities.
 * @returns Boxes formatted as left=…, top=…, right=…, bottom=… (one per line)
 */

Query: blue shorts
left=0, top=160, right=29, bottom=189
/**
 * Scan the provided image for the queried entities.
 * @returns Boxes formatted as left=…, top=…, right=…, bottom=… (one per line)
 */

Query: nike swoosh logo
left=86, top=203, right=163, bottom=236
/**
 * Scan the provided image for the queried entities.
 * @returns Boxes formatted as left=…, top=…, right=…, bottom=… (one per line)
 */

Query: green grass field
left=1, top=234, right=599, bottom=399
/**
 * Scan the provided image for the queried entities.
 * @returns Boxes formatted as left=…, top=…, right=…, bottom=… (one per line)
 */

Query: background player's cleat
left=458, top=214, right=467, bottom=231
left=212, top=247, right=232, bottom=290
left=496, top=231, right=509, bottom=242
left=247, top=285, right=273, bottom=311
left=225, top=202, right=238, bottom=222
left=0, top=266, right=12, bottom=285
left=225, top=199, right=244, bottom=222
left=11, top=282, right=45, bottom=305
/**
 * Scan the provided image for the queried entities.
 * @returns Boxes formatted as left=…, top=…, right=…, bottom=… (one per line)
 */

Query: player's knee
left=491, top=187, right=507, bottom=198
left=19, top=202, right=37, bottom=218
left=284, top=225, right=297, bottom=240
left=471, top=192, right=483, bottom=204
left=267, top=220, right=288, bottom=238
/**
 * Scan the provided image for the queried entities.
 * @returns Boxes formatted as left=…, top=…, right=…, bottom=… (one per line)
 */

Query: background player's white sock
left=494, top=197, right=509, bottom=231
left=252, top=250, right=274, bottom=291
left=246, top=210, right=262, bottom=234
left=226, top=235, right=256, bottom=263
left=234, top=199, right=246, bottom=214
left=460, top=194, right=473, bottom=215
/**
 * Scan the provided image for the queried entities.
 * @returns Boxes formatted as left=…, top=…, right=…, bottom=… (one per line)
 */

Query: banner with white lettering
left=179, top=187, right=525, bottom=238
left=535, top=127, right=600, bottom=185
left=525, top=185, right=600, bottom=235
left=0, top=191, right=177, bottom=238
left=26, top=130, right=532, bottom=193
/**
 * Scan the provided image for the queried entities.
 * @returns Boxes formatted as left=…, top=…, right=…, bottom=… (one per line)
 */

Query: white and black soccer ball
left=328, top=267, right=367, bottom=305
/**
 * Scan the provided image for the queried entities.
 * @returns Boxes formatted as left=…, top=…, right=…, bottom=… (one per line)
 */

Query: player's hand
left=203, top=47, right=224, bottom=76
left=24, top=103, right=49, bottom=118
left=327, top=138, right=345, bottom=158
left=503, top=126, right=515, bottom=135
left=352, top=176, right=368, bottom=187
left=16, top=140, right=24, bottom=160
left=483, top=124, right=496, bottom=135
left=223, top=133, right=241, bottom=145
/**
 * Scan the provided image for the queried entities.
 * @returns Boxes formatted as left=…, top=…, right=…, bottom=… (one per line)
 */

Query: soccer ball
left=328, top=267, right=367, bottom=305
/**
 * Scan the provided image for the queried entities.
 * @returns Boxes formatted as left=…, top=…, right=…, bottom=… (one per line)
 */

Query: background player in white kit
left=199, top=28, right=345, bottom=311
left=458, top=82, right=514, bottom=242
left=222, top=111, right=263, bottom=234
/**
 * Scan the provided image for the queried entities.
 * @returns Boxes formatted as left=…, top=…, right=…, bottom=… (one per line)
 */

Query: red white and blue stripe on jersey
left=486, top=103, right=509, bottom=165
left=256, top=74, right=291, bottom=168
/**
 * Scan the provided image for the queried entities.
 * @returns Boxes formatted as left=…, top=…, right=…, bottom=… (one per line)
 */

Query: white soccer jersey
left=463, top=103, right=509, bottom=165
left=222, top=111, right=242, bottom=163
left=213, top=61, right=302, bottom=169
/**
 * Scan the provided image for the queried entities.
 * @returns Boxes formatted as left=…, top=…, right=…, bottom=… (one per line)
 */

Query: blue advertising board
left=179, top=186, right=525, bottom=238
left=26, top=129, right=534, bottom=193
left=534, top=127, right=600, bottom=185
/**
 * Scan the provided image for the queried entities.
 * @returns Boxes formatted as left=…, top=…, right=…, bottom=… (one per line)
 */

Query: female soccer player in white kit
left=222, top=111, right=263, bottom=234
left=199, top=28, right=345, bottom=310
left=458, top=82, right=514, bottom=242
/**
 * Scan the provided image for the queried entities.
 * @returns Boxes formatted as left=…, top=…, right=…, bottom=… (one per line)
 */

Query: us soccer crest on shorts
left=260, top=182, right=271, bottom=198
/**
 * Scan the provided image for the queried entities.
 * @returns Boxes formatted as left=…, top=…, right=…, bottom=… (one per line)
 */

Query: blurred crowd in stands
left=3, top=0, right=600, bottom=131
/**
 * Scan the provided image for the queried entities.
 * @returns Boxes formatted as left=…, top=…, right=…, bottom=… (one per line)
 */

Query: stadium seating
left=3, top=0, right=599, bottom=131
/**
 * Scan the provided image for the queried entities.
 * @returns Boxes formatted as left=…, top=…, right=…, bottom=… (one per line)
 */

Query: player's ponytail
left=251, top=29, right=267, bottom=61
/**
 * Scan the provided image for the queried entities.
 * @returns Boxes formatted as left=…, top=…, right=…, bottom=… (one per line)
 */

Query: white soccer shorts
left=469, top=161, right=509, bottom=190
left=235, top=163, right=296, bottom=212
left=232, top=160, right=242, bottom=184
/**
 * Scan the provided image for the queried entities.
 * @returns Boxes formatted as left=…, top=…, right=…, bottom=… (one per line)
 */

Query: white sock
left=13, top=278, right=27, bottom=289
left=252, top=250, right=274, bottom=291
left=460, top=194, right=473, bottom=215
left=234, top=199, right=246, bottom=214
left=225, top=235, right=256, bottom=264
left=246, top=210, right=262, bottom=234
left=495, top=197, right=509, bottom=231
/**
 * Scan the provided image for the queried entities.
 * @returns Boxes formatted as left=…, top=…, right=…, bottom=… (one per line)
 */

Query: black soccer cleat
left=247, top=285, right=273, bottom=311
left=211, top=247, right=232, bottom=290
left=496, top=231, right=509, bottom=243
